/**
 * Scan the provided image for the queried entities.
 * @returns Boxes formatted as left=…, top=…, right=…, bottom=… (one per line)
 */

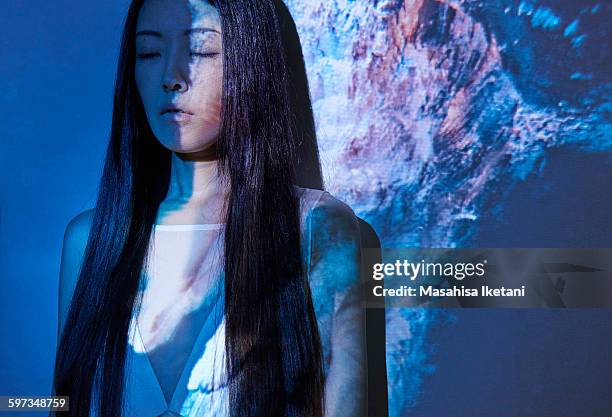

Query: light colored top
left=92, top=186, right=366, bottom=417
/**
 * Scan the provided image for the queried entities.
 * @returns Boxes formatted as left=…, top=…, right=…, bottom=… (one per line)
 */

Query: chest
left=124, top=189, right=335, bottom=413
left=131, top=225, right=225, bottom=404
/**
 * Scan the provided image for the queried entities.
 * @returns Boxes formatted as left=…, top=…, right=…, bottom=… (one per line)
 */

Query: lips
left=160, top=105, right=194, bottom=123
left=160, top=105, right=193, bottom=115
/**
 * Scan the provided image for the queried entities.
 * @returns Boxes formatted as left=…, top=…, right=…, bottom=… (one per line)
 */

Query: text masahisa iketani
left=371, top=259, right=526, bottom=298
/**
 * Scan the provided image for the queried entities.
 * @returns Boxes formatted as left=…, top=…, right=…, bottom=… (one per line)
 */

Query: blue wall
left=0, top=0, right=130, bottom=403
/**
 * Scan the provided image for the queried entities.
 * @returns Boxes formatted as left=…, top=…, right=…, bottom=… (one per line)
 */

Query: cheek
left=135, top=66, right=157, bottom=113
left=190, top=63, right=223, bottom=125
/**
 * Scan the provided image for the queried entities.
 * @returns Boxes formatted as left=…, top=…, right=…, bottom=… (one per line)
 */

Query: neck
left=165, top=151, right=229, bottom=205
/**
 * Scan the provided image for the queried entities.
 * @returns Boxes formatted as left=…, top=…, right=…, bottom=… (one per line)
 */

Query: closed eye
left=136, top=52, right=160, bottom=59
left=190, top=52, right=220, bottom=58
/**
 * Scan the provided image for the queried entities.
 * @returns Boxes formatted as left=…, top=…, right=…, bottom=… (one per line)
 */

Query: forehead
left=136, top=0, right=220, bottom=32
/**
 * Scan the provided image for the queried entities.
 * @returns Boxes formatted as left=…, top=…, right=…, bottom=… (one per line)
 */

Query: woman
left=52, top=0, right=366, bottom=416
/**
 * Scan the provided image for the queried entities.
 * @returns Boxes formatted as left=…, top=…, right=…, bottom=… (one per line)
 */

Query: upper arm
left=309, top=192, right=362, bottom=286
left=309, top=192, right=367, bottom=417
left=57, top=209, right=94, bottom=344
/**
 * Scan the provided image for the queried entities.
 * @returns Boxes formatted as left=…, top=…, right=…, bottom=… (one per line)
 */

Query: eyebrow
left=135, top=28, right=220, bottom=38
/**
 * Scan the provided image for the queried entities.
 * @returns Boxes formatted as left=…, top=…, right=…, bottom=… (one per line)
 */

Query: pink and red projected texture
left=285, top=0, right=609, bottom=247
left=284, top=0, right=610, bottom=415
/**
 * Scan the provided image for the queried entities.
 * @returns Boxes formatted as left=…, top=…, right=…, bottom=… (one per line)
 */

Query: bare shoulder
left=310, top=191, right=361, bottom=241
left=294, top=185, right=360, bottom=231
left=64, top=209, right=95, bottom=242
left=306, top=191, right=363, bottom=304
left=60, top=208, right=95, bottom=284
left=307, top=191, right=362, bottom=295
left=58, top=208, right=94, bottom=338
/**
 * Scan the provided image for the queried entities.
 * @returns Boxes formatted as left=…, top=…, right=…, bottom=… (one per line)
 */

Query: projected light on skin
left=135, top=0, right=228, bottom=226
left=130, top=230, right=224, bottom=352
left=181, top=196, right=366, bottom=417
left=129, top=2, right=368, bottom=415
left=135, top=0, right=222, bottom=157
left=131, top=0, right=229, bottom=405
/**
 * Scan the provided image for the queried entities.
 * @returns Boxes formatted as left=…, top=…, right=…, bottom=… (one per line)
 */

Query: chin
left=154, top=130, right=218, bottom=154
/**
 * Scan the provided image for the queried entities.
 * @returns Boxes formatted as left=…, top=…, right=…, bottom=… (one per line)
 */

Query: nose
left=163, top=77, right=187, bottom=92
left=163, top=79, right=186, bottom=92
left=162, top=50, right=188, bottom=93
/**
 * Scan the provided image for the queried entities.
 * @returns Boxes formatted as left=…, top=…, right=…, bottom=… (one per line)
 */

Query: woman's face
left=135, top=0, right=222, bottom=154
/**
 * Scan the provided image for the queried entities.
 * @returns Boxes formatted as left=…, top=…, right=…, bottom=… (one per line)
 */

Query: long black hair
left=52, top=1, right=325, bottom=416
